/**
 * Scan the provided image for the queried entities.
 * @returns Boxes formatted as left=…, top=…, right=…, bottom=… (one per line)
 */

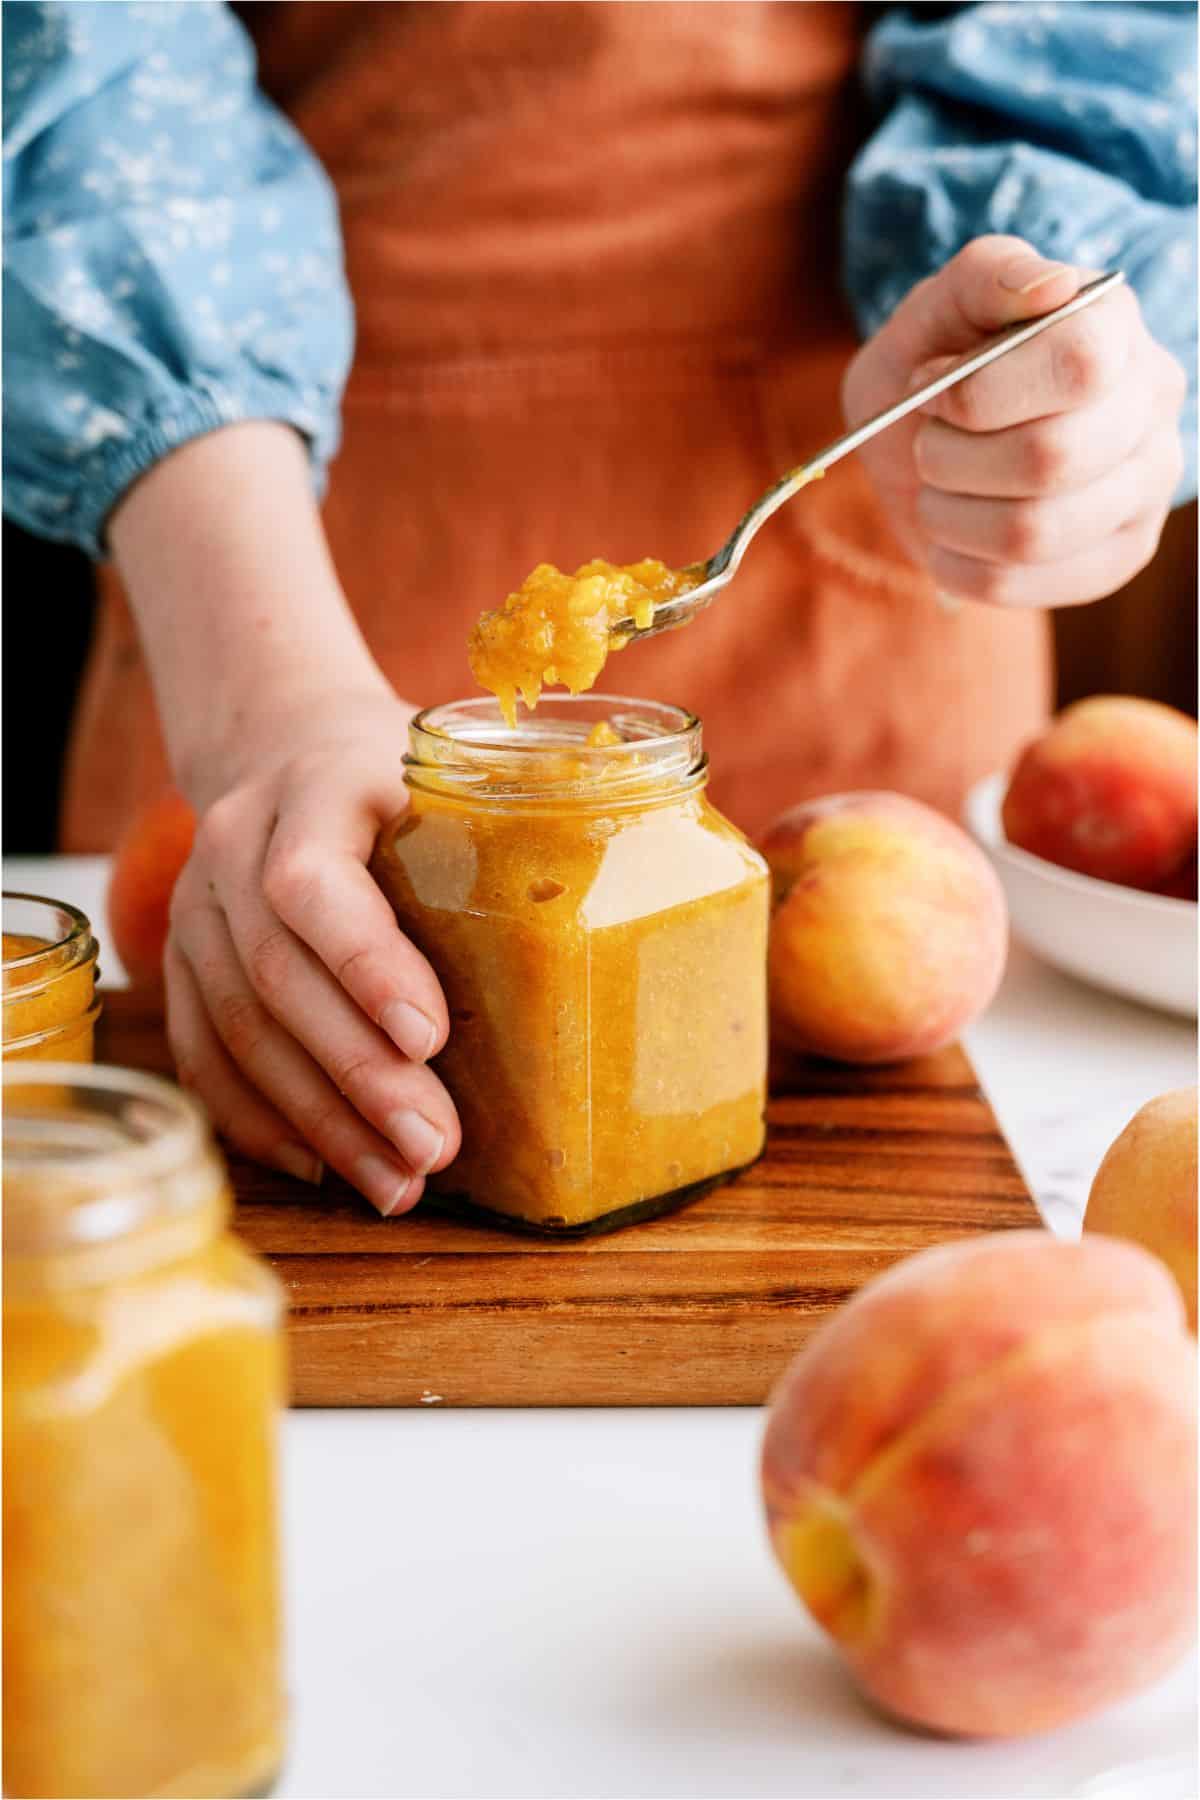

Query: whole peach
left=107, top=789, right=196, bottom=988
left=761, top=1232, right=1197, bottom=1738
left=1086, top=1087, right=1197, bottom=1331
left=1002, top=696, right=1197, bottom=891
left=762, top=792, right=1007, bottom=1064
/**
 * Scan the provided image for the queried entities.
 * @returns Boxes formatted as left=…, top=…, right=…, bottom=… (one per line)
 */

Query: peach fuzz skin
left=1002, top=696, right=1197, bottom=892
left=1086, top=1087, right=1198, bottom=1332
left=761, top=1232, right=1198, bottom=1739
left=762, top=792, right=1007, bottom=1065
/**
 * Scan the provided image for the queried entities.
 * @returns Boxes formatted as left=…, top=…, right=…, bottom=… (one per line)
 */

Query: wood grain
left=97, top=991, right=1040, bottom=1407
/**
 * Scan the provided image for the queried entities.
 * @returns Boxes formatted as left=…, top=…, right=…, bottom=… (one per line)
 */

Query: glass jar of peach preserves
left=3, top=892, right=101, bottom=1061
left=2, top=1064, right=286, bottom=1800
left=371, top=696, right=770, bottom=1234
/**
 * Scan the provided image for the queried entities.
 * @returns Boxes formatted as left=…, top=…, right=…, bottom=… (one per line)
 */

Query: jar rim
left=2, top=891, right=96, bottom=974
left=413, top=693, right=699, bottom=746
left=3, top=1063, right=214, bottom=1256
left=407, top=694, right=705, bottom=804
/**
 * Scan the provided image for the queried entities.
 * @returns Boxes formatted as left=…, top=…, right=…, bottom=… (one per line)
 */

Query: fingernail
left=934, top=589, right=965, bottom=616
left=999, top=255, right=1070, bottom=295
left=380, top=998, right=438, bottom=1062
left=273, top=1143, right=324, bottom=1185
left=355, top=1153, right=420, bottom=1217
left=385, top=1107, right=445, bottom=1175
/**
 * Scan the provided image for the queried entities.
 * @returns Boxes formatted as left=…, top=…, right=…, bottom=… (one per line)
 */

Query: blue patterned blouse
left=3, top=0, right=1196, bottom=556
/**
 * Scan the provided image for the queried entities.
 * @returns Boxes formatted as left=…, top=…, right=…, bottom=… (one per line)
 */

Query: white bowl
left=965, top=773, right=1197, bottom=1018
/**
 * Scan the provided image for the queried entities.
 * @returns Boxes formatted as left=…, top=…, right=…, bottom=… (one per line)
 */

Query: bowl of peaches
left=966, top=697, right=1197, bottom=1018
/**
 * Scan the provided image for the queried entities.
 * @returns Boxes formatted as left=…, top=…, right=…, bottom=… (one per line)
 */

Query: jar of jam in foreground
left=371, top=695, right=769, bottom=1234
left=2, top=1064, right=286, bottom=1800
left=3, top=891, right=100, bottom=1062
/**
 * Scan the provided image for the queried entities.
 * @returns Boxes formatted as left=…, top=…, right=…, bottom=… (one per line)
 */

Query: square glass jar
left=372, top=696, right=769, bottom=1234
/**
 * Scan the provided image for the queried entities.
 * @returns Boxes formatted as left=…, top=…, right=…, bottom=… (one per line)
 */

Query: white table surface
left=5, top=855, right=1197, bottom=1800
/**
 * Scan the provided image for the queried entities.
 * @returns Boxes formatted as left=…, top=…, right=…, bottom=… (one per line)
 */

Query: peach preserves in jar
left=3, top=1063, right=287, bottom=1799
left=3, top=891, right=100, bottom=1061
left=372, top=695, right=769, bottom=1234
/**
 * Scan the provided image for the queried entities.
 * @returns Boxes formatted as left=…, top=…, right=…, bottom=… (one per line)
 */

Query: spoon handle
left=731, top=270, right=1126, bottom=560
left=818, top=268, right=1126, bottom=474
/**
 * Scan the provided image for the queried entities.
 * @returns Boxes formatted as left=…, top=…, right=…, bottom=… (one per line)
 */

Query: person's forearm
left=108, top=422, right=397, bottom=807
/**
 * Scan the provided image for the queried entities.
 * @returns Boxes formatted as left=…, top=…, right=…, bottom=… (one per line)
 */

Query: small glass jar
left=3, top=891, right=101, bottom=1061
left=3, top=1063, right=287, bottom=1800
left=372, top=695, right=769, bottom=1234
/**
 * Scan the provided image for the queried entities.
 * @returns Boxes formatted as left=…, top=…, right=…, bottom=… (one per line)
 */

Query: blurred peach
left=1002, top=697, right=1197, bottom=891
left=107, top=789, right=196, bottom=988
left=1086, top=1087, right=1197, bottom=1332
left=1152, top=852, right=1198, bottom=902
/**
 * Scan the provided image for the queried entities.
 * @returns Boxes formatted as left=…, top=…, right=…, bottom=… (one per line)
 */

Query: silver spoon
left=612, top=269, right=1125, bottom=641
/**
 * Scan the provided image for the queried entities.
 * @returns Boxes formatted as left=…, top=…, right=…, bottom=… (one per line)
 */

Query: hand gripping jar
left=372, top=696, right=769, bottom=1234
left=2, top=1063, right=287, bottom=1800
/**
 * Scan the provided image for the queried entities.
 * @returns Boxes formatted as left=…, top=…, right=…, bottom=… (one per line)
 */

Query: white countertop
left=5, top=855, right=1197, bottom=1800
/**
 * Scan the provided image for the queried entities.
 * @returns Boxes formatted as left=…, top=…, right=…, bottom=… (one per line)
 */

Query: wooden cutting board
left=97, top=991, right=1039, bottom=1407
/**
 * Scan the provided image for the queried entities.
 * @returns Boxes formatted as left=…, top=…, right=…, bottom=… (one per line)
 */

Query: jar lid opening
left=3, top=1064, right=215, bottom=1257
left=3, top=892, right=99, bottom=991
left=407, top=695, right=704, bottom=804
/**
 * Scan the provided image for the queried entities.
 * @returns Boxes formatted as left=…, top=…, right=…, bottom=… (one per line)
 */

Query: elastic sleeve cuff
left=11, top=373, right=339, bottom=559
left=843, top=133, right=1198, bottom=505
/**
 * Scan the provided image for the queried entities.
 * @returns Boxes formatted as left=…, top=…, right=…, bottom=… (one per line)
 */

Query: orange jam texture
left=468, top=558, right=700, bottom=726
left=3, top=1192, right=285, bottom=1799
left=2, top=931, right=96, bottom=1062
left=372, top=766, right=769, bottom=1231
left=584, top=720, right=622, bottom=748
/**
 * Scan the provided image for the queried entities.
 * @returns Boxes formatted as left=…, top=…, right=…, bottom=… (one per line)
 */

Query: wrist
left=108, top=422, right=405, bottom=803
left=177, top=667, right=411, bottom=810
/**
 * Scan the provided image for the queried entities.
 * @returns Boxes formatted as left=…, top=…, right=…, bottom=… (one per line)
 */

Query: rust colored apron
left=66, top=1, right=1049, bottom=850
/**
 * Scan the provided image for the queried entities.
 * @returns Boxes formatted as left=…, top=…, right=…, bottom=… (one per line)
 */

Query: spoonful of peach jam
left=469, top=272, right=1125, bottom=726
left=468, top=558, right=701, bottom=728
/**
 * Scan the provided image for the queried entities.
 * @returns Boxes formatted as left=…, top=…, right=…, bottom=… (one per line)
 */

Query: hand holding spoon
left=611, top=270, right=1126, bottom=642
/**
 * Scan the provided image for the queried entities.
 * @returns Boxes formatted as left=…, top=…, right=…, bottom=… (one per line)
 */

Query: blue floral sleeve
left=844, top=2, right=1197, bottom=502
left=2, top=0, right=354, bottom=556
